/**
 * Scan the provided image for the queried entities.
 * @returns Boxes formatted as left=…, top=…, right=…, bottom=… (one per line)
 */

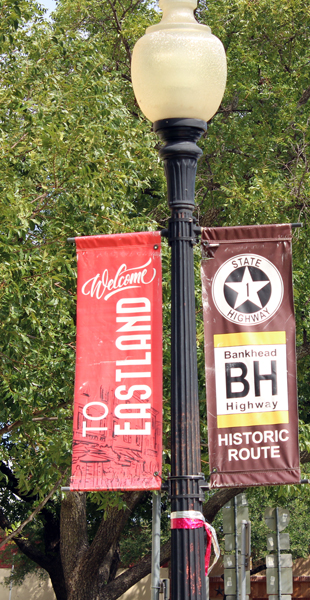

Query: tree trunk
left=60, top=491, right=144, bottom=600
left=46, top=557, right=68, bottom=600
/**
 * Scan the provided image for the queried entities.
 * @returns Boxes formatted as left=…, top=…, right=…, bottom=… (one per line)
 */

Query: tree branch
left=0, top=462, right=37, bottom=503
left=100, top=538, right=171, bottom=600
left=0, top=402, right=69, bottom=437
left=0, top=471, right=67, bottom=550
left=300, top=451, right=310, bottom=464
left=204, top=487, right=245, bottom=523
left=0, top=508, right=59, bottom=572
left=106, top=0, right=132, bottom=64
left=84, top=491, right=145, bottom=575
left=296, top=342, right=310, bottom=360
left=10, top=132, right=28, bottom=151
left=251, top=563, right=267, bottom=575
left=0, top=508, right=50, bottom=570
left=298, top=85, right=310, bottom=106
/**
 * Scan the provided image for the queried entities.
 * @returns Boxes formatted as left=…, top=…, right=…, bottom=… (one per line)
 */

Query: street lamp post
left=131, top=2, right=227, bottom=600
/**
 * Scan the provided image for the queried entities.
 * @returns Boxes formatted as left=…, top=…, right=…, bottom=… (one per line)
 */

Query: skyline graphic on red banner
left=201, top=224, right=300, bottom=488
left=70, top=232, right=163, bottom=491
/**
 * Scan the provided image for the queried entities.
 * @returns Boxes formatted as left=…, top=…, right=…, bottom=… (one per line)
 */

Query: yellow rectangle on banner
left=214, top=331, right=286, bottom=348
left=217, top=411, right=289, bottom=429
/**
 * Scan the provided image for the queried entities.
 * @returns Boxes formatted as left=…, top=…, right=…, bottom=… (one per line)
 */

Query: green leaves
left=0, top=0, right=167, bottom=518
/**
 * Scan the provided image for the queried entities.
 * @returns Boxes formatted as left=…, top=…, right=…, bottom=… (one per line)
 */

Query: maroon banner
left=70, top=232, right=163, bottom=491
left=201, top=224, right=300, bottom=488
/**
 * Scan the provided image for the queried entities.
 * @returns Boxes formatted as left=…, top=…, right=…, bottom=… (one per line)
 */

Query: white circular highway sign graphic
left=212, top=254, right=284, bottom=325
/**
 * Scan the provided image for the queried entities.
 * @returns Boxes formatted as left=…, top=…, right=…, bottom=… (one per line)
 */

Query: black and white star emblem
left=212, top=254, right=283, bottom=326
left=224, top=266, right=271, bottom=314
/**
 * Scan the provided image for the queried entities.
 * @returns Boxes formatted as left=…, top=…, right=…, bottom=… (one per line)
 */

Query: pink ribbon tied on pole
left=170, top=510, right=220, bottom=575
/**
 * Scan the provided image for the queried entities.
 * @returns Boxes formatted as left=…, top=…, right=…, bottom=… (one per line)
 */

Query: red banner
left=70, top=232, right=163, bottom=491
left=201, top=224, right=300, bottom=488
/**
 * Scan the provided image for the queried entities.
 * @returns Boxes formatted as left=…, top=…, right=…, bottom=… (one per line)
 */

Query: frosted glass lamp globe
left=131, top=0, right=227, bottom=123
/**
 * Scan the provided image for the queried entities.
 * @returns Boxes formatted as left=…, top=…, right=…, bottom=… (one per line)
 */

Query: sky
left=40, top=0, right=57, bottom=15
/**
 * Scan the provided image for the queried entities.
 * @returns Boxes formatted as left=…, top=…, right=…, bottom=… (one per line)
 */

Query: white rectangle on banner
left=214, top=332, right=288, bottom=428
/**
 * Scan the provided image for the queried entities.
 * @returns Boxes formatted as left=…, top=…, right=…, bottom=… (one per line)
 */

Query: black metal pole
left=276, top=507, right=282, bottom=600
left=154, top=118, right=207, bottom=600
left=234, top=496, right=239, bottom=600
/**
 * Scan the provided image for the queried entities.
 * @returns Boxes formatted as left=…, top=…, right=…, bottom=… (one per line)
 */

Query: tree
left=1, top=0, right=310, bottom=598
left=0, top=2, right=166, bottom=598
